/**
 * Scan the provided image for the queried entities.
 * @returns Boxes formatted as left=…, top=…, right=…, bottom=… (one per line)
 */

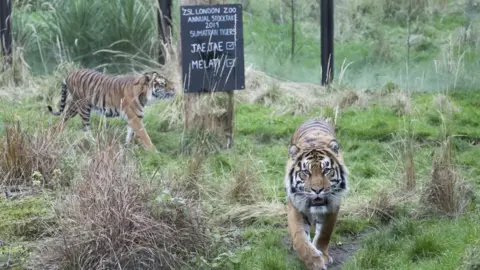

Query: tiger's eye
left=300, top=170, right=310, bottom=178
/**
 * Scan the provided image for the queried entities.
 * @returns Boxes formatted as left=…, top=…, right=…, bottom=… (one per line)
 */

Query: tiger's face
left=287, top=140, right=348, bottom=216
left=150, top=74, right=175, bottom=100
left=138, top=72, right=175, bottom=105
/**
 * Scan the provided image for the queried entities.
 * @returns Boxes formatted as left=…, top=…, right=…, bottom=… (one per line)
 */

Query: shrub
left=0, top=121, right=66, bottom=188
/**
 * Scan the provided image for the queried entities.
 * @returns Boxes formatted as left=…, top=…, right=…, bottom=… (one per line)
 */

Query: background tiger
left=47, top=68, right=175, bottom=152
left=284, top=119, right=349, bottom=270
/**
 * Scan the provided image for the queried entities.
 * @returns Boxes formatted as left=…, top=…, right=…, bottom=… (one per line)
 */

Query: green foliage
left=235, top=104, right=312, bottom=140
left=1, top=87, right=480, bottom=269
left=335, top=216, right=373, bottom=236
left=344, top=215, right=480, bottom=269
left=409, top=233, right=445, bottom=262
left=8, top=0, right=480, bottom=90
left=0, top=244, right=30, bottom=270
left=39, top=0, right=156, bottom=70
left=234, top=228, right=305, bottom=270
left=0, top=194, right=54, bottom=241
left=338, top=107, right=400, bottom=140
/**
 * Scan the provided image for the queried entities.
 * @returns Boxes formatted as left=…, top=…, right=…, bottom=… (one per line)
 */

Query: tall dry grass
left=423, top=136, right=472, bottom=217
left=399, top=117, right=416, bottom=191
left=0, top=45, right=33, bottom=89
left=227, top=161, right=262, bottom=205
left=422, top=106, right=473, bottom=217
left=0, top=120, right=67, bottom=188
left=32, top=138, right=213, bottom=269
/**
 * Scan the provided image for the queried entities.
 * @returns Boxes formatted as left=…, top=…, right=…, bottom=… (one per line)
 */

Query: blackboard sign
left=180, top=4, right=245, bottom=93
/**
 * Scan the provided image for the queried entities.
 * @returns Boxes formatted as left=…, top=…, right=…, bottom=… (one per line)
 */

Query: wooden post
left=0, top=0, right=13, bottom=66
left=320, top=0, right=334, bottom=85
left=157, top=0, right=172, bottom=65
left=180, top=0, right=235, bottom=149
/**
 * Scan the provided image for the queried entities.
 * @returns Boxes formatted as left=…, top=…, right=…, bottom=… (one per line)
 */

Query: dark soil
left=281, top=234, right=362, bottom=270
left=328, top=242, right=358, bottom=270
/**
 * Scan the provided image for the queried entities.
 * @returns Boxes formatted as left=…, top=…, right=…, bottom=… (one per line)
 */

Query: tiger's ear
left=289, top=145, right=299, bottom=157
left=329, top=139, right=340, bottom=153
left=134, top=74, right=148, bottom=85
left=143, top=72, right=152, bottom=83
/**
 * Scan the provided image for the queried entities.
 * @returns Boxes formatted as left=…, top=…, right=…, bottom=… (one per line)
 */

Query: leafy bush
left=39, top=0, right=157, bottom=71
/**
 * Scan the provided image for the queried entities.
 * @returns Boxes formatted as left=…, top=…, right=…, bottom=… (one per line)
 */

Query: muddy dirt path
left=328, top=242, right=358, bottom=270
left=281, top=235, right=361, bottom=270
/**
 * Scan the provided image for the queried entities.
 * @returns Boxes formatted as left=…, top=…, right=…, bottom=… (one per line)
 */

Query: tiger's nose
left=311, top=187, right=330, bottom=194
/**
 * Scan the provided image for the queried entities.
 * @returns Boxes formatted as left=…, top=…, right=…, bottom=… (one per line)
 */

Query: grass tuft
left=391, top=92, right=412, bottom=116
left=433, top=94, right=460, bottom=117
left=217, top=202, right=286, bottom=226
left=338, top=89, right=360, bottom=108
left=32, top=139, right=212, bottom=270
left=253, top=83, right=282, bottom=107
left=354, top=188, right=414, bottom=224
left=180, top=129, right=225, bottom=156
left=0, top=120, right=67, bottom=188
left=422, top=109, right=473, bottom=217
left=408, top=233, right=445, bottom=262
left=389, top=219, right=417, bottom=240
left=227, top=161, right=263, bottom=204
left=0, top=45, right=33, bottom=89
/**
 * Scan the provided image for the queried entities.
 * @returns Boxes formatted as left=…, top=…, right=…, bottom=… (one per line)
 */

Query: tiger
left=47, top=68, right=175, bottom=152
left=284, top=119, right=349, bottom=270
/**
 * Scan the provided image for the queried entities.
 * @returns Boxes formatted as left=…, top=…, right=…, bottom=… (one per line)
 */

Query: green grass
left=0, top=192, right=54, bottom=269
left=240, top=0, right=480, bottom=90
left=1, top=86, right=480, bottom=269
left=343, top=215, right=480, bottom=270
left=3, top=0, right=480, bottom=269
left=233, top=228, right=305, bottom=270
left=0, top=193, right=53, bottom=241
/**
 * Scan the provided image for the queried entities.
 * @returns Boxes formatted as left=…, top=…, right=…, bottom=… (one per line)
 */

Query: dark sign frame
left=180, top=3, right=245, bottom=93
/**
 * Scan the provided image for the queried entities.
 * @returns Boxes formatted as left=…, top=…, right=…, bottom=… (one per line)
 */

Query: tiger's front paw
left=323, top=253, right=333, bottom=265
left=312, top=262, right=327, bottom=270
left=312, top=250, right=327, bottom=270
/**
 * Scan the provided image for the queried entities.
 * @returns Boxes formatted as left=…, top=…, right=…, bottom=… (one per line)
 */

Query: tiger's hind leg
left=123, top=125, right=135, bottom=146
left=55, top=101, right=78, bottom=132
left=69, top=100, right=95, bottom=142
left=78, top=102, right=92, bottom=132
left=125, top=125, right=136, bottom=145
left=287, top=201, right=326, bottom=270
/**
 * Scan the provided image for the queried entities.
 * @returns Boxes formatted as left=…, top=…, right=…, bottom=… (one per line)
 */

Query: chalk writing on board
left=180, top=4, right=245, bottom=93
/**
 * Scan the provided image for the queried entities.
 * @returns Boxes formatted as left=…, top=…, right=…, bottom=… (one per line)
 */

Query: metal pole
left=0, top=0, right=13, bottom=63
left=320, top=0, right=334, bottom=85
left=291, top=0, right=295, bottom=61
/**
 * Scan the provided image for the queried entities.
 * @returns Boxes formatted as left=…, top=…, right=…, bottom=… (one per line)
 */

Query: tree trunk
left=0, top=0, right=12, bottom=67
left=180, top=0, right=235, bottom=149
left=157, top=0, right=172, bottom=65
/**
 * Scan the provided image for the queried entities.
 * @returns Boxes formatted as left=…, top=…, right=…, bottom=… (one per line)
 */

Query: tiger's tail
left=47, top=80, right=68, bottom=116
